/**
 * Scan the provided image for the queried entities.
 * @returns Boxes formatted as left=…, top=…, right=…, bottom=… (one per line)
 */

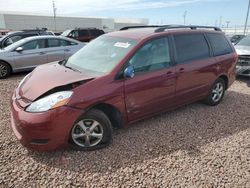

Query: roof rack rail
left=21, top=28, right=47, bottom=32
left=120, top=25, right=185, bottom=31
left=74, top=27, right=98, bottom=30
left=155, top=25, right=222, bottom=32
left=120, top=25, right=161, bottom=31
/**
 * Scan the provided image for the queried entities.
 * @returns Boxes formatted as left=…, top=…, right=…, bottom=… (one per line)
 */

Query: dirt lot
left=0, top=74, right=249, bottom=187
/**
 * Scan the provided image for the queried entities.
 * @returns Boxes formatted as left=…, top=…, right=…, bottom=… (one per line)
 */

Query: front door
left=13, top=39, right=47, bottom=70
left=124, top=37, right=176, bottom=122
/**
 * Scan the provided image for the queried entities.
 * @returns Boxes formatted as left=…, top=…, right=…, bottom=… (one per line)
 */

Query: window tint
left=207, top=33, right=232, bottom=56
left=48, top=39, right=61, bottom=47
left=60, top=39, right=77, bottom=46
left=78, top=30, right=89, bottom=37
left=174, top=34, right=210, bottom=63
left=129, top=37, right=170, bottom=74
left=21, top=39, right=46, bottom=50
left=90, top=30, right=104, bottom=36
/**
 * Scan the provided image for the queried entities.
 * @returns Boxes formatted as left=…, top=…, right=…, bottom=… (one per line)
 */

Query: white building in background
left=0, top=12, right=149, bottom=32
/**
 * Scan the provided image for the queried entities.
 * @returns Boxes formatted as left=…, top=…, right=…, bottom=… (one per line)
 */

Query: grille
left=238, top=55, right=250, bottom=66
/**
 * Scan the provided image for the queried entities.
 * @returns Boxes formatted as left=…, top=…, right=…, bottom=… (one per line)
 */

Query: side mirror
left=124, top=66, right=135, bottom=79
left=15, top=47, right=23, bottom=52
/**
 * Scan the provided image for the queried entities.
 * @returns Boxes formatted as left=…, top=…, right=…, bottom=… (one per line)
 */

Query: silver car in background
left=0, top=36, right=85, bottom=78
left=235, top=35, right=250, bottom=77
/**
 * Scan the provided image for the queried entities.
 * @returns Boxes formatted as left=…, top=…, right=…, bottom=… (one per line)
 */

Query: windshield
left=237, top=36, right=250, bottom=46
left=65, top=36, right=138, bottom=74
left=61, top=30, right=72, bottom=36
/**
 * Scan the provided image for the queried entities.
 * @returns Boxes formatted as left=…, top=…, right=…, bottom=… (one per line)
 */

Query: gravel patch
left=0, top=73, right=249, bottom=187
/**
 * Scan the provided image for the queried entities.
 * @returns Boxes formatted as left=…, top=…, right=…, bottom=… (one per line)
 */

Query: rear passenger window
left=174, top=34, right=210, bottom=63
left=207, top=33, right=232, bottom=56
left=48, top=39, right=61, bottom=47
left=60, top=39, right=77, bottom=46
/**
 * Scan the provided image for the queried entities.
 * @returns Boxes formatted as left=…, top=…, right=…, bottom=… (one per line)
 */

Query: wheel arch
left=0, top=59, right=13, bottom=73
left=87, top=103, right=124, bottom=128
left=218, top=74, right=229, bottom=90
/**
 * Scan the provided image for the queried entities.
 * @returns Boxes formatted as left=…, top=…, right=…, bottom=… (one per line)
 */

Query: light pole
left=183, top=11, right=187, bottom=25
left=244, top=0, right=250, bottom=35
left=52, top=0, right=57, bottom=31
left=226, top=21, right=230, bottom=28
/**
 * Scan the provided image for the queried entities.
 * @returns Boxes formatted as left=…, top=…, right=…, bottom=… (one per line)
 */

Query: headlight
left=26, top=91, right=73, bottom=112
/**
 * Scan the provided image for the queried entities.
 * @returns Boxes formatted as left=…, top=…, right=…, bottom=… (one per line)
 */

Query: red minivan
left=10, top=26, right=238, bottom=151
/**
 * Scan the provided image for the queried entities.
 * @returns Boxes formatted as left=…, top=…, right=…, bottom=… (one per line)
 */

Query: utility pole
left=219, top=16, right=223, bottom=27
left=226, top=21, right=230, bottom=28
left=244, top=0, right=250, bottom=35
left=52, top=0, right=57, bottom=31
left=183, top=11, right=187, bottom=25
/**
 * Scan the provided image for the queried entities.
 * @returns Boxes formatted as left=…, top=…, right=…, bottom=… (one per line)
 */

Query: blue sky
left=0, top=0, right=248, bottom=27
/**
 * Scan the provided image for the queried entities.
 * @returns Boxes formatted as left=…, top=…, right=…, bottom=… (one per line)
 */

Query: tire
left=0, top=61, right=11, bottom=79
left=204, top=78, right=226, bottom=106
left=70, top=109, right=113, bottom=151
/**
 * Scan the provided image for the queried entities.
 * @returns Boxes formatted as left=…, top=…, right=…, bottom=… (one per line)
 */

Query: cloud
left=0, top=0, right=211, bottom=15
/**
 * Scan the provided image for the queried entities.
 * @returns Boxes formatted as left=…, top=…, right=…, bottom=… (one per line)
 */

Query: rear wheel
left=0, top=61, right=11, bottom=79
left=70, top=109, right=112, bottom=151
left=204, top=78, right=225, bottom=106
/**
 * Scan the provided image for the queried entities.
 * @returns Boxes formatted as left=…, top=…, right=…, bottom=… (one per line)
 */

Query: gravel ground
left=0, top=73, right=249, bottom=187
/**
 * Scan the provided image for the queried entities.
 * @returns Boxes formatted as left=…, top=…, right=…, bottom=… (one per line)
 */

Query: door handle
left=64, top=49, right=70, bottom=52
left=166, top=71, right=174, bottom=76
left=179, top=68, right=185, bottom=73
left=39, top=52, right=46, bottom=55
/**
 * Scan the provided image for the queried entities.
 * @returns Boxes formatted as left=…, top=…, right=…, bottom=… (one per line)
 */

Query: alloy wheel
left=71, top=119, right=104, bottom=148
left=0, top=64, right=8, bottom=78
left=211, top=82, right=224, bottom=102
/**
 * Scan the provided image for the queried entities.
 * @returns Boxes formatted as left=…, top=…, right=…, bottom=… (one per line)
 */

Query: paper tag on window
left=114, top=42, right=131, bottom=48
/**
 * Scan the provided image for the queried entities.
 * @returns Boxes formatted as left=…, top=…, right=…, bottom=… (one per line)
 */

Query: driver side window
left=21, top=39, right=46, bottom=51
left=129, top=37, right=170, bottom=74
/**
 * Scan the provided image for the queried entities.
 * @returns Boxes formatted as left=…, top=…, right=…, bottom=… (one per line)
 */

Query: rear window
left=174, top=34, right=210, bottom=63
left=78, top=30, right=89, bottom=37
left=90, top=29, right=104, bottom=36
left=207, top=33, right=232, bottom=56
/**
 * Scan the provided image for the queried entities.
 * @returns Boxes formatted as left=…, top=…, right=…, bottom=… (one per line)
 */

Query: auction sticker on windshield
left=114, top=42, right=131, bottom=48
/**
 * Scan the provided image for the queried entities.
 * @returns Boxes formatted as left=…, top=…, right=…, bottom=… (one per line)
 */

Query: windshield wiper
left=64, top=63, right=81, bottom=73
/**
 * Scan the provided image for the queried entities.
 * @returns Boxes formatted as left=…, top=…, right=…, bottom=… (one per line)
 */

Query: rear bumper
left=10, top=95, right=82, bottom=151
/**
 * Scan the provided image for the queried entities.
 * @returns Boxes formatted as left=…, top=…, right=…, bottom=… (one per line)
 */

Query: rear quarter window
left=206, top=33, right=233, bottom=56
left=173, top=33, right=210, bottom=63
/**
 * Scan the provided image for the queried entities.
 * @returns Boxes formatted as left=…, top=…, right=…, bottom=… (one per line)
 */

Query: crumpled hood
left=18, top=62, right=94, bottom=101
left=235, top=45, right=250, bottom=55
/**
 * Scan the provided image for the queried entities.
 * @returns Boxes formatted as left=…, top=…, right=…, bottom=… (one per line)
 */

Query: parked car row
left=0, top=36, right=85, bottom=78
left=0, top=28, right=54, bottom=49
left=0, top=27, right=106, bottom=78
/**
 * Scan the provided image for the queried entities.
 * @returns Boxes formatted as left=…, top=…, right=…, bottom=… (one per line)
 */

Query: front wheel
left=204, top=78, right=226, bottom=106
left=70, top=109, right=112, bottom=151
